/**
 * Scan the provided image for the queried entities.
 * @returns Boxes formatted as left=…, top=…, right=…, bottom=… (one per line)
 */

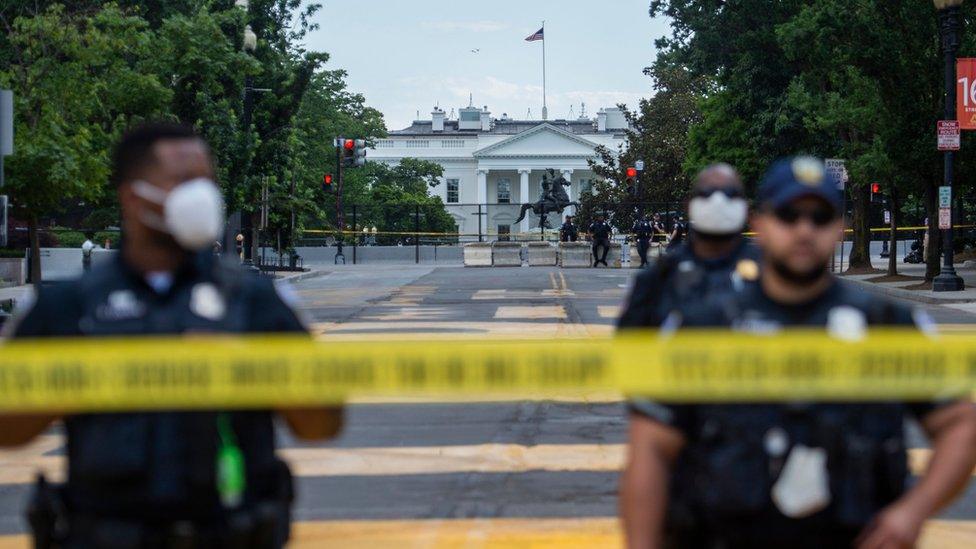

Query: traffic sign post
left=938, top=120, right=961, bottom=151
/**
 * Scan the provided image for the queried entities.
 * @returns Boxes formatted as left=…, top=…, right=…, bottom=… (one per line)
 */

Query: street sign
left=958, top=59, right=976, bottom=130
left=883, top=210, right=891, bottom=225
left=938, top=120, right=961, bottom=151
left=940, top=208, right=952, bottom=230
left=939, top=186, right=952, bottom=208
left=635, top=160, right=645, bottom=172
left=825, top=159, right=847, bottom=190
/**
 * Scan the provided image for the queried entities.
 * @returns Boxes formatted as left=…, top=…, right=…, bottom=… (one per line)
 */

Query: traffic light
left=322, top=173, right=333, bottom=193
left=625, top=167, right=638, bottom=179
left=341, top=138, right=355, bottom=167
left=871, top=182, right=881, bottom=203
left=353, top=139, right=366, bottom=167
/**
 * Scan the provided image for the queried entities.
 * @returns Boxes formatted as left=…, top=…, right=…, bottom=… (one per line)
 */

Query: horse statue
left=514, top=169, right=581, bottom=229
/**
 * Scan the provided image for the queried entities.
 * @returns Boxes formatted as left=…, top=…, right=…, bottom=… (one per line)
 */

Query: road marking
left=0, top=518, right=971, bottom=548
left=311, top=321, right=613, bottom=339
left=494, top=306, right=567, bottom=320
left=360, top=307, right=452, bottom=321
left=0, top=444, right=954, bottom=486
left=598, top=305, right=622, bottom=319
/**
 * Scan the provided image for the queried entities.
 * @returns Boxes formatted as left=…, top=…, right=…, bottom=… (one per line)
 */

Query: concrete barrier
left=39, top=248, right=117, bottom=281
left=491, top=242, right=522, bottom=267
left=526, top=242, right=557, bottom=266
left=606, top=243, right=623, bottom=269
left=558, top=242, right=592, bottom=268
left=0, top=257, right=26, bottom=286
left=463, top=242, right=493, bottom=267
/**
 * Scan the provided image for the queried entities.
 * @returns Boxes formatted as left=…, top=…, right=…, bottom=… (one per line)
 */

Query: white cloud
left=421, top=20, right=510, bottom=33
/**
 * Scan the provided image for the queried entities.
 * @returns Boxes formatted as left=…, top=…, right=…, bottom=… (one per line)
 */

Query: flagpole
left=541, top=20, right=547, bottom=121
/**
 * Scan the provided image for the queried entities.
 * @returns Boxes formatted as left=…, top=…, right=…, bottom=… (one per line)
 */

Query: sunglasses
left=772, top=205, right=838, bottom=227
left=693, top=187, right=745, bottom=199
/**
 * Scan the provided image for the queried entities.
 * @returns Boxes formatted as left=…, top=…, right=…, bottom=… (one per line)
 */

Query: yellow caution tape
left=1, top=330, right=974, bottom=412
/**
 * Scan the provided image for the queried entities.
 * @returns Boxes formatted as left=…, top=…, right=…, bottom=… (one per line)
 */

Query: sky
left=302, top=1, right=671, bottom=130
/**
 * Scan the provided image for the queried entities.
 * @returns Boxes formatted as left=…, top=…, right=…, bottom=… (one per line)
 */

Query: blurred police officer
left=666, top=215, right=687, bottom=252
left=559, top=215, right=578, bottom=243
left=618, top=163, right=756, bottom=328
left=621, top=157, right=976, bottom=549
left=0, top=123, right=343, bottom=548
left=588, top=214, right=613, bottom=267
left=631, top=214, right=655, bottom=267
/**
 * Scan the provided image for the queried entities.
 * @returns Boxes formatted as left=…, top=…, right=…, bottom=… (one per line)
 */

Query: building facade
left=368, top=104, right=629, bottom=239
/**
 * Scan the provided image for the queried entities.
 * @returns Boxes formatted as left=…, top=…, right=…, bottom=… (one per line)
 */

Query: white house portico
left=369, top=103, right=629, bottom=239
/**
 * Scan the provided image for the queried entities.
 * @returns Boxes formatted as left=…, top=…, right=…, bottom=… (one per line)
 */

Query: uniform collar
left=115, top=250, right=212, bottom=295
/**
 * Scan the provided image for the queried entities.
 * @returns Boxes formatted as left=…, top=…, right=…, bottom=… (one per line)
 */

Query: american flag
left=525, top=27, right=544, bottom=42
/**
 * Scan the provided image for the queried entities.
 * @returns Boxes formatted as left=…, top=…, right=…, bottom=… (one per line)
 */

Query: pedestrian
left=617, top=163, right=756, bottom=328
left=631, top=214, right=655, bottom=267
left=620, top=156, right=976, bottom=549
left=81, top=233, right=95, bottom=272
left=588, top=214, right=613, bottom=267
left=0, top=123, right=343, bottom=548
left=560, top=216, right=578, bottom=243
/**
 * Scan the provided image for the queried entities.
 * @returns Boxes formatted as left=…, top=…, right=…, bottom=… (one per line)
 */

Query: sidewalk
left=843, top=262, right=976, bottom=305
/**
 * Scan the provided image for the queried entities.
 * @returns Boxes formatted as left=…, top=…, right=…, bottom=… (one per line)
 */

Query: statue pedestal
left=527, top=242, right=557, bottom=266
left=463, top=242, right=492, bottom=267
left=491, top=241, right=522, bottom=267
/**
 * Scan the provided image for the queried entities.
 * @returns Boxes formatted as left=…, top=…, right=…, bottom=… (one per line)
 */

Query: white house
left=369, top=103, right=629, bottom=239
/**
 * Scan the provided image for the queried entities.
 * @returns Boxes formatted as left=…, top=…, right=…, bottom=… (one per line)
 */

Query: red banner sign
left=958, top=58, right=976, bottom=129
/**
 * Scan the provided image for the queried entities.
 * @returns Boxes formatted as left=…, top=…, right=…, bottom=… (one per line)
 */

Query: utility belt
left=27, top=473, right=292, bottom=549
left=668, top=405, right=908, bottom=531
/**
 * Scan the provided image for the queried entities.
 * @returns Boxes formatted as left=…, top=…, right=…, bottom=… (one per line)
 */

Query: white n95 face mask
left=688, top=191, right=748, bottom=236
left=133, top=178, right=225, bottom=251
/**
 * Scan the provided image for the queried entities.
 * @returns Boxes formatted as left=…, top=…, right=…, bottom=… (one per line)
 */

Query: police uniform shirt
left=633, top=221, right=654, bottom=241
left=589, top=221, right=612, bottom=241
left=630, top=278, right=942, bottom=537
left=6, top=252, right=308, bottom=522
left=617, top=238, right=760, bottom=329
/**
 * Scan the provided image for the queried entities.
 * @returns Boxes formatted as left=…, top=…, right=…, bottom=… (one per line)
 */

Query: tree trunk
left=28, top=214, right=41, bottom=286
left=925, top=182, right=941, bottom=281
left=887, top=189, right=898, bottom=277
left=847, top=183, right=872, bottom=271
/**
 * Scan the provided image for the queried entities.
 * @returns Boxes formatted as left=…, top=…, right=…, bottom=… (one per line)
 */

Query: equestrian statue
left=514, top=169, right=580, bottom=230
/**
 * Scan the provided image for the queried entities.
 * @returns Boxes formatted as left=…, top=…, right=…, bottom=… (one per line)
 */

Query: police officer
left=81, top=233, right=95, bottom=272
left=588, top=214, right=613, bottom=267
left=0, top=123, right=343, bottom=548
left=666, top=215, right=687, bottom=252
left=559, top=215, right=578, bottom=243
left=620, top=157, right=976, bottom=549
left=618, top=163, right=756, bottom=328
left=631, top=214, right=655, bottom=267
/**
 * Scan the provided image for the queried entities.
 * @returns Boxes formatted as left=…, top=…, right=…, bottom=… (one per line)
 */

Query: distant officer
left=560, top=216, right=578, bottom=243
left=631, top=214, right=655, bottom=267
left=666, top=215, right=687, bottom=252
left=620, top=157, right=976, bottom=549
left=618, top=163, right=756, bottom=329
left=588, top=214, right=613, bottom=267
left=651, top=214, right=666, bottom=243
left=0, top=123, right=343, bottom=548
left=81, top=234, right=95, bottom=272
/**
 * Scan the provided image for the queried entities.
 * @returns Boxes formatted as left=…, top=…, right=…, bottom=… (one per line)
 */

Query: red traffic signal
left=871, top=183, right=881, bottom=194
left=343, top=139, right=355, bottom=151
left=322, top=173, right=334, bottom=193
left=625, top=167, right=638, bottom=178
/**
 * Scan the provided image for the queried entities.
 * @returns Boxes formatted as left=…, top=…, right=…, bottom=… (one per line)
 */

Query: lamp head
left=243, top=25, right=257, bottom=52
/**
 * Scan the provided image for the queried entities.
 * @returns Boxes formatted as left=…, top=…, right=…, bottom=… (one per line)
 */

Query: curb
left=844, top=277, right=974, bottom=305
left=275, top=269, right=330, bottom=283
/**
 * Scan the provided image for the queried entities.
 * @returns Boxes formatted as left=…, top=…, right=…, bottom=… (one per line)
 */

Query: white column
left=477, top=169, right=488, bottom=205
left=561, top=169, right=575, bottom=216
left=519, top=169, right=531, bottom=234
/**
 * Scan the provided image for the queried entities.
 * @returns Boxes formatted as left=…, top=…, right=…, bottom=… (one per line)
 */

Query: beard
left=770, top=257, right=829, bottom=285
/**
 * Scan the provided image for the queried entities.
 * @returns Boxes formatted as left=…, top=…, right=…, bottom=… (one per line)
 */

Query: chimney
left=480, top=106, right=491, bottom=131
left=604, top=107, right=627, bottom=131
left=597, top=109, right=607, bottom=132
left=432, top=107, right=445, bottom=132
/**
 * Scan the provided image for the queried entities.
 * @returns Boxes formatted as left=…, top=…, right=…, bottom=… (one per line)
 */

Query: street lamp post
left=934, top=0, right=966, bottom=291
left=240, top=23, right=258, bottom=268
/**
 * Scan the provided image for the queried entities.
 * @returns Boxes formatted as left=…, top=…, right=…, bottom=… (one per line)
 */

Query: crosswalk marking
left=311, top=321, right=613, bottom=339
left=0, top=442, right=957, bottom=486
left=494, top=306, right=567, bottom=319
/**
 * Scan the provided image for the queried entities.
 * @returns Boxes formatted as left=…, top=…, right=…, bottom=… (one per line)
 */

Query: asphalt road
left=1, top=265, right=976, bottom=547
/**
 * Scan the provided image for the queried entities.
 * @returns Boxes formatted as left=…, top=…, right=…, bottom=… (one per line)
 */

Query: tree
left=0, top=4, right=170, bottom=281
left=582, top=61, right=706, bottom=231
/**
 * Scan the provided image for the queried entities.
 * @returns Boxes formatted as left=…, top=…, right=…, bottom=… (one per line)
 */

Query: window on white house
left=497, top=224, right=511, bottom=242
left=446, top=179, right=459, bottom=203
left=497, top=179, right=511, bottom=203
left=580, top=179, right=593, bottom=195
